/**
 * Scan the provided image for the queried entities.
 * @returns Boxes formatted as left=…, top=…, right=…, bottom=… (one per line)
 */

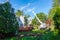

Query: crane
left=27, top=8, right=47, bottom=29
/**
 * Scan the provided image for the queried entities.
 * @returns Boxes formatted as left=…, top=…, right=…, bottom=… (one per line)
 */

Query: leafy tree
left=16, top=10, right=23, bottom=17
left=0, top=2, right=18, bottom=35
left=32, top=12, right=47, bottom=26
left=48, top=0, right=60, bottom=19
left=53, top=0, right=60, bottom=7
left=48, top=8, right=56, bottom=20
left=48, top=0, right=60, bottom=20
left=48, top=0, right=60, bottom=31
left=53, top=7, right=60, bottom=34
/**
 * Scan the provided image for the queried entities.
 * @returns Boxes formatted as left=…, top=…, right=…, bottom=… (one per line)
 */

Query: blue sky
left=0, top=0, right=52, bottom=17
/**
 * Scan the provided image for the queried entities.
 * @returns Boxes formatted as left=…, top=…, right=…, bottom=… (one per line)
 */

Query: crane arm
left=32, top=11, right=42, bottom=24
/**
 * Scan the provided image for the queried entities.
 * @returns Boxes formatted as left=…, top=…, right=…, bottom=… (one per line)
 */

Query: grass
left=1, top=37, right=17, bottom=40
left=20, top=36, right=39, bottom=40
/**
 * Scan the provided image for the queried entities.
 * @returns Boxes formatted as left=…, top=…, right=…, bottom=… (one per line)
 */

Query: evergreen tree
left=0, top=2, right=18, bottom=34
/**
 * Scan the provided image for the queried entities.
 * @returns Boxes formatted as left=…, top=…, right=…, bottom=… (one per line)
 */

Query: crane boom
left=32, top=11, right=42, bottom=24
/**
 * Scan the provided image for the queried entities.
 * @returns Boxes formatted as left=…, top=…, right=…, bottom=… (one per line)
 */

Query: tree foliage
left=53, top=7, right=60, bottom=30
left=48, top=8, right=56, bottom=20
left=48, top=0, right=60, bottom=20
left=0, top=2, right=18, bottom=34
left=53, top=0, right=60, bottom=7
left=16, top=10, right=23, bottom=17
left=48, top=0, right=60, bottom=34
left=32, top=12, right=47, bottom=26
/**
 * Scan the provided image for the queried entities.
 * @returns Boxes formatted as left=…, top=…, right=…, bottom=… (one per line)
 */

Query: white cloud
left=20, top=3, right=31, bottom=10
left=25, top=8, right=35, bottom=14
left=27, top=8, right=34, bottom=12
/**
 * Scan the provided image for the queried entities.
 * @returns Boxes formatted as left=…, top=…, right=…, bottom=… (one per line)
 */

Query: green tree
left=32, top=12, right=47, bottom=26
left=48, top=0, right=60, bottom=19
left=48, top=0, right=60, bottom=20
left=0, top=2, right=18, bottom=34
left=53, top=7, right=60, bottom=34
left=16, top=10, right=23, bottom=17
left=48, top=8, right=56, bottom=20
left=53, top=0, right=60, bottom=7
left=48, top=0, right=60, bottom=31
